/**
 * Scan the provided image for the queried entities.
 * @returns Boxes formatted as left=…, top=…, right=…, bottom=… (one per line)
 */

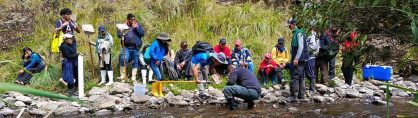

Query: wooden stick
left=16, top=108, right=26, bottom=118
left=43, top=109, right=54, bottom=118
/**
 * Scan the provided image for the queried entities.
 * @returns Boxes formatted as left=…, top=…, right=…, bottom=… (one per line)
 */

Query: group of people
left=15, top=8, right=360, bottom=110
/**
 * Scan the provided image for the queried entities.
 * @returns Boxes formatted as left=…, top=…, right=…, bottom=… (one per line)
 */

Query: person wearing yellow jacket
left=271, top=37, right=291, bottom=86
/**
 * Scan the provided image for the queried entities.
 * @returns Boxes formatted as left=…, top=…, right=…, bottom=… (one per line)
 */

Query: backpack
left=307, top=32, right=319, bottom=56
left=191, top=42, right=214, bottom=55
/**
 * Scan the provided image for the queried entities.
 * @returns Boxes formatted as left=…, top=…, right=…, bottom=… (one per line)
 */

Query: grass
left=0, top=0, right=292, bottom=93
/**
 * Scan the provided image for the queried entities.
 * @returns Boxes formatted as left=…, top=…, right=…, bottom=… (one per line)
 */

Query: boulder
left=288, top=107, right=298, bottom=113
left=95, top=109, right=112, bottom=116
left=332, top=78, right=346, bottom=87
left=345, top=89, right=360, bottom=98
left=281, top=90, right=291, bottom=97
left=28, top=108, right=48, bottom=116
left=325, top=97, right=335, bottom=103
left=261, top=88, right=268, bottom=96
left=7, top=91, right=23, bottom=98
left=0, top=108, right=14, bottom=116
left=334, top=87, right=346, bottom=97
left=88, top=87, right=108, bottom=95
left=327, top=88, right=335, bottom=93
left=403, top=81, right=417, bottom=90
left=372, top=100, right=393, bottom=106
left=261, top=93, right=277, bottom=103
left=92, top=95, right=122, bottom=109
left=0, top=100, right=4, bottom=109
left=208, top=88, right=224, bottom=98
left=79, top=107, right=90, bottom=114
left=15, top=96, right=32, bottom=104
left=274, top=91, right=282, bottom=97
left=35, top=101, right=59, bottom=111
left=315, top=84, right=328, bottom=93
left=55, top=105, right=79, bottom=115
left=180, top=90, right=194, bottom=101
left=391, top=89, right=409, bottom=97
left=165, top=92, right=188, bottom=106
left=272, top=85, right=281, bottom=90
left=145, top=97, right=165, bottom=109
left=312, top=96, right=326, bottom=103
left=14, top=101, right=26, bottom=107
left=3, top=97, right=15, bottom=103
left=131, top=95, right=151, bottom=103
left=110, top=82, right=132, bottom=94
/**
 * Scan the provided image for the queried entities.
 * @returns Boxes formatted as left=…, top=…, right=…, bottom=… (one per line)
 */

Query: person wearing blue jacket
left=117, top=13, right=145, bottom=82
left=15, top=47, right=45, bottom=85
left=149, top=32, right=172, bottom=81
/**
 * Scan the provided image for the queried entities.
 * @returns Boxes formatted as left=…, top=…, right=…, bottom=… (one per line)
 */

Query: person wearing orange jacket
left=258, top=53, right=279, bottom=87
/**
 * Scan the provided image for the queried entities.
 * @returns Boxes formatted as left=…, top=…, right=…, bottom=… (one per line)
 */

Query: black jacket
left=60, top=43, right=78, bottom=60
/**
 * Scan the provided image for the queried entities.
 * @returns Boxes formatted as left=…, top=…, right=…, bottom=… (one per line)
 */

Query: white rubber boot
left=105, top=71, right=114, bottom=85
left=141, top=69, right=147, bottom=85
left=98, top=70, right=106, bottom=85
left=148, top=70, right=154, bottom=82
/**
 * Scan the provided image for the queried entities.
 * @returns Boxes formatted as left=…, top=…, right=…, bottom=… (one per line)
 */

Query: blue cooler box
left=374, top=66, right=392, bottom=81
left=362, top=65, right=374, bottom=80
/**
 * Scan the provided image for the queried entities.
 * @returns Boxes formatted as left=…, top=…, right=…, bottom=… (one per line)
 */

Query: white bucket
left=133, top=84, right=146, bottom=96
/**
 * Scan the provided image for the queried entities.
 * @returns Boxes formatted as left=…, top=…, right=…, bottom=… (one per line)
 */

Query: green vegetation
left=0, top=0, right=290, bottom=92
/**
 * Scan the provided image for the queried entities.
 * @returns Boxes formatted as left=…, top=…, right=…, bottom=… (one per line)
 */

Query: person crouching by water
left=59, top=34, right=80, bottom=96
left=15, top=47, right=45, bottom=85
left=96, top=25, right=114, bottom=86
left=223, top=67, right=261, bottom=110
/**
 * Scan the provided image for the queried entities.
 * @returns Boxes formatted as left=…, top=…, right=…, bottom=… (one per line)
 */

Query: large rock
left=391, top=89, right=409, bottom=97
left=15, top=96, right=32, bottom=104
left=34, top=101, right=60, bottom=111
left=145, top=97, right=165, bottom=109
left=110, top=82, right=132, bottom=94
left=95, top=109, right=112, bottom=116
left=180, top=90, right=194, bottom=102
left=372, top=100, right=393, bottom=106
left=315, top=84, right=328, bottom=93
left=7, top=91, right=23, bottom=98
left=325, top=97, right=335, bottom=103
left=334, top=87, right=346, bottom=97
left=0, top=100, right=4, bottom=109
left=261, top=93, right=277, bottom=103
left=363, top=82, right=379, bottom=90
left=403, top=81, right=417, bottom=90
left=312, top=96, right=326, bottom=103
left=14, top=101, right=26, bottom=107
left=0, top=108, right=14, bottom=116
left=55, top=105, right=79, bottom=115
left=165, top=92, right=188, bottom=106
left=272, top=85, right=281, bottom=90
left=281, top=90, right=291, bottom=97
left=92, top=95, right=122, bottom=109
left=3, top=97, right=15, bottom=103
left=332, top=78, right=346, bottom=87
left=89, top=87, right=108, bottom=95
left=28, top=109, right=48, bottom=116
left=346, top=89, right=360, bottom=98
left=261, top=88, right=268, bottom=96
left=208, top=88, right=224, bottom=98
left=288, top=107, right=298, bottom=113
left=131, top=95, right=151, bottom=103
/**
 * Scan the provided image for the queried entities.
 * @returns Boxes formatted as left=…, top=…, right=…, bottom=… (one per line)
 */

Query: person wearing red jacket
left=258, top=53, right=279, bottom=87
left=341, top=31, right=359, bottom=86
left=213, top=38, right=232, bottom=75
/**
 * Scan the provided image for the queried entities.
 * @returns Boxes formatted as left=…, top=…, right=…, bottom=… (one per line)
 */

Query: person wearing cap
left=315, top=24, right=340, bottom=86
left=117, top=13, right=145, bottom=81
left=213, top=38, right=232, bottom=75
left=95, top=25, right=114, bottom=86
left=306, top=26, right=320, bottom=95
left=258, top=53, right=279, bottom=87
left=231, top=40, right=254, bottom=72
left=174, top=41, right=192, bottom=80
left=223, top=67, right=261, bottom=110
left=60, top=33, right=80, bottom=96
left=341, top=31, right=359, bottom=86
left=271, top=37, right=291, bottom=86
left=191, top=52, right=228, bottom=99
left=288, top=18, right=309, bottom=100
left=148, top=32, right=172, bottom=81
left=55, top=8, right=80, bottom=46
left=15, top=47, right=45, bottom=85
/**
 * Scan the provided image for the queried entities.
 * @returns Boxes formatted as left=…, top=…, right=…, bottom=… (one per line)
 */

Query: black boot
left=245, top=99, right=255, bottom=109
left=226, top=98, right=238, bottom=110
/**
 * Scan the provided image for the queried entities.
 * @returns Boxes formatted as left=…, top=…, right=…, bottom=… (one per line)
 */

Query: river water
left=65, top=98, right=417, bottom=118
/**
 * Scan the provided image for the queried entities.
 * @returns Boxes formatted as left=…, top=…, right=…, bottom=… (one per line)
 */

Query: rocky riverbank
left=0, top=75, right=416, bottom=117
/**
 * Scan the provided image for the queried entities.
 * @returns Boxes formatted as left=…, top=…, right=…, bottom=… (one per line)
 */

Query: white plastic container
left=133, top=84, right=146, bottom=96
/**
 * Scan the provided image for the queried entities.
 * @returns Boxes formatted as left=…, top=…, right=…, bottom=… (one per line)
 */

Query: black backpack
left=192, top=42, right=214, bottom=55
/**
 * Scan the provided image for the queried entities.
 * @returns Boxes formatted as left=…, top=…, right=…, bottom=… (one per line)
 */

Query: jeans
left=223, top=85, right=259, bottom=101
left=119, top=47, right=139, bottom=68
left=306, top=58, right=316, bottom=91
left=290, top=61, right=306, bottom=99
left=150, top=61, right=162, bottom=81
left=329, top=57, right=336, bottom=79
left=259, top=69, right=278, bottom=86
left=232, top=61, right=254, bottom=72
left=17, top=62, right=45, bottom=84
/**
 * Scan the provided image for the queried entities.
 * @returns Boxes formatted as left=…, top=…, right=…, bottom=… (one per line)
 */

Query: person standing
left=117, top=13, right=145, bottom=82
left=148, top=32, right=171, bottom=81
left=288, top=18, right=309, bottom=100
left=59, top=34, right=79, bottom=96
left=306, top=29, right=320, bottom=95
left=96, top=25, right=114, bottom=86
left=55, top=8, right=80, bottom=46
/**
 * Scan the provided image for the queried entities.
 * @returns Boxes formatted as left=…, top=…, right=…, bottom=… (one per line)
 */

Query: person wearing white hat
left=59, top=33, right=80, bottom=96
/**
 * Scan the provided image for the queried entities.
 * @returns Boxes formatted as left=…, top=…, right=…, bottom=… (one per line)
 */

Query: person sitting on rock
left=174, top=41, right=192, bottom=80
left=231, top=40, right=254, bottom=72
left=271, top=37, right=291, bottom=86
left=59, top=33, right=80, bottom=96
left=213, top=38, right=233, bottom=75
left=96, top=25, right=114, bottom=86
left=15, top=47, right=46, bottom=85
left=258, top=53, right=278, bottom=87
left=223, top=67, right=261, bottom=110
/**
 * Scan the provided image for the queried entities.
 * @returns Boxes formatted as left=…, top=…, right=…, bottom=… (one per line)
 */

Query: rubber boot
left=151, top=83, right=159, bottom=97
left=141, top=69, right=147, bottom=85
left=98, top=70, right=106, bottom=85
left=226, top=98, right=238, bottom=110
left=158, top=82, right=164, bottom=97
left=148, top=70, right=154, bottom=82
left=131, top=68, right=138, bottom=83
left=118, top=67, right=127, bottom=81
left=105, top=71, right=114, bottom=86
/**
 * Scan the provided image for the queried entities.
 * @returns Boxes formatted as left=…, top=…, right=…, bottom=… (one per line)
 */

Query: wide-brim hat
left=157, top=32, right=171, bottom=42
left=212, top=52, right=228, bottom=65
